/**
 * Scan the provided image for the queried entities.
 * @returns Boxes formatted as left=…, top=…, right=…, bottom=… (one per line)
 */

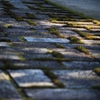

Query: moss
left=43, top=70, right=57, bottom=79
left=27, top=20, right=37, bottom=26
left=1, top=0, right=15, bottom=9
left=30, top=28, right=35, bottom=32
left=26, top=13, right=36, bottom=19
left=53, top=79, right=65, bottom=88
left=93, top=68, right=100, bottom=76
left=15, top=16, right=24, bottom=21
left=75, top=46, right=89, bottom=55
left=39, top=7, right=45, bottom=11
left=4, top=24, right=12, bottom=28
left=47, top=26, right=65, bottom=38
left=51, top=51, right=64, bottom=58
left=7, top=42, right=13, bottom=47
left=3, top=7, right=14, bottom=16
left=54, top=43, right=65, bottom=48
left=74, top=30, right=96, bottom=40
left=85, top=26, right=91, bottom=31
left=66, top=22, right=82, bottom=28
left=68, top=36, right=83, bottom=44
left=19, top=36, right=27, bottom=42
left=43, top=69, right=65, bottom=88
left=17, top=55, right=26, bottom=61
left=3, top=7, right=23, bottom=21
left=32, top=58, right=70, bottom=62
left=93, top=20, right=100, bottom=26
left=49, top=18, right=57, bottom=23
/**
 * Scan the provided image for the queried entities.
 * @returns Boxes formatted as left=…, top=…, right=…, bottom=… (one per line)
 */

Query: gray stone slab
left=90, top=29, right=100, bottom=32
left=12, top=61, right=61, bottom=69
left=42, top=4, right=54, bottom=8
left=8, top=69, right=55, bottom=87
left=5, top=28, right=34, bottom=36
left=25, top=89, right=100, bottom=100
left=0, top=42, right=9, bottom=47
left=15, top=48, right=48, bottom=54
left=61, top=43, right=100, bottom=50
left=52, top=70, right=100, bottom=88
left=25, top=54, right=53, bottom=60
left=62, top=61, right=100, bottom=70
left=34, top=14, right=50, bottom=19
left=52, top=48, right=93, bottom=61
left=82, top=40, right=100, bottom=45
left=89, top=50, right=100, bottom=60
left=0, top=54, right=20, bottom=60
left=9, top=0, right=29, bottom=9
left=58, top=28, right=80, bottom=38
left=12, top=42, right=56, bottom=48
left=0, top=70, right=21, bottom=99
left=24, top=37, right=70, bottom=43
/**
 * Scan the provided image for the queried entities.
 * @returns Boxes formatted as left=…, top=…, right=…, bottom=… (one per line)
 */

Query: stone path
left=0, top=0, right=100, bottom=100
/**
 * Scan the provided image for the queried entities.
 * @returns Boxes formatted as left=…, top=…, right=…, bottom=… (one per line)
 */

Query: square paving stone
left=82, top=40, right=100, bottom=45
left=62, top=61, right=100, bottom=70
left=16, top=47, right=49, bottom=54
left=12, top=61, right=61, bottom=69
left=0, top=54, right=20, bottom=60
left=0, top=42, right=9, bottom=47
left=12, top=42, right=56, bottom=48
left=25, top=89, right=100, bottom=100
left=52, top=48, right=93, bottom=61
left=88, top=50, right=100, bottom=60
left=8, top=69, right=55, bottom=87
left=24, top=37, right=70, bottom=43
left=24, top=54, right=53, bottom=60
left=0, top=70, right=21, bottom=99
left=52, top=70, right=100, bottom=88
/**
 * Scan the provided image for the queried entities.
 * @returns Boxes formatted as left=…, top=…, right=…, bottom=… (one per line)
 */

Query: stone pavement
left=0, top=0, right=100, bottom=100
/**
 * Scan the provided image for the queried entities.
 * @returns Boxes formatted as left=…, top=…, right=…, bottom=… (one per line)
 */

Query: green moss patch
left=26, top=13, right=36, bottom=19
left=74, top=30, right=97, bottom=40
left=54, top=43, right=65, bottom=48
left=94, top=68, right=100, bottom=76
left=4, top=24, right=12, bottom=28
left=51, top=51, right=64, bottom=58
left=93, top=20, right=100, bottom=26
left=1, top=0, right=15, bottom=9
left=27, top=20, right=37, bottom=26
left=47, top=26, right=65, bottom=38
left=75, top=46, right=89, bottom=55
left=43, top=69, right=65, bottom=88
left=68, top=36, right=83, bottom=44
left=19, top=36, right=27, bottom=42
